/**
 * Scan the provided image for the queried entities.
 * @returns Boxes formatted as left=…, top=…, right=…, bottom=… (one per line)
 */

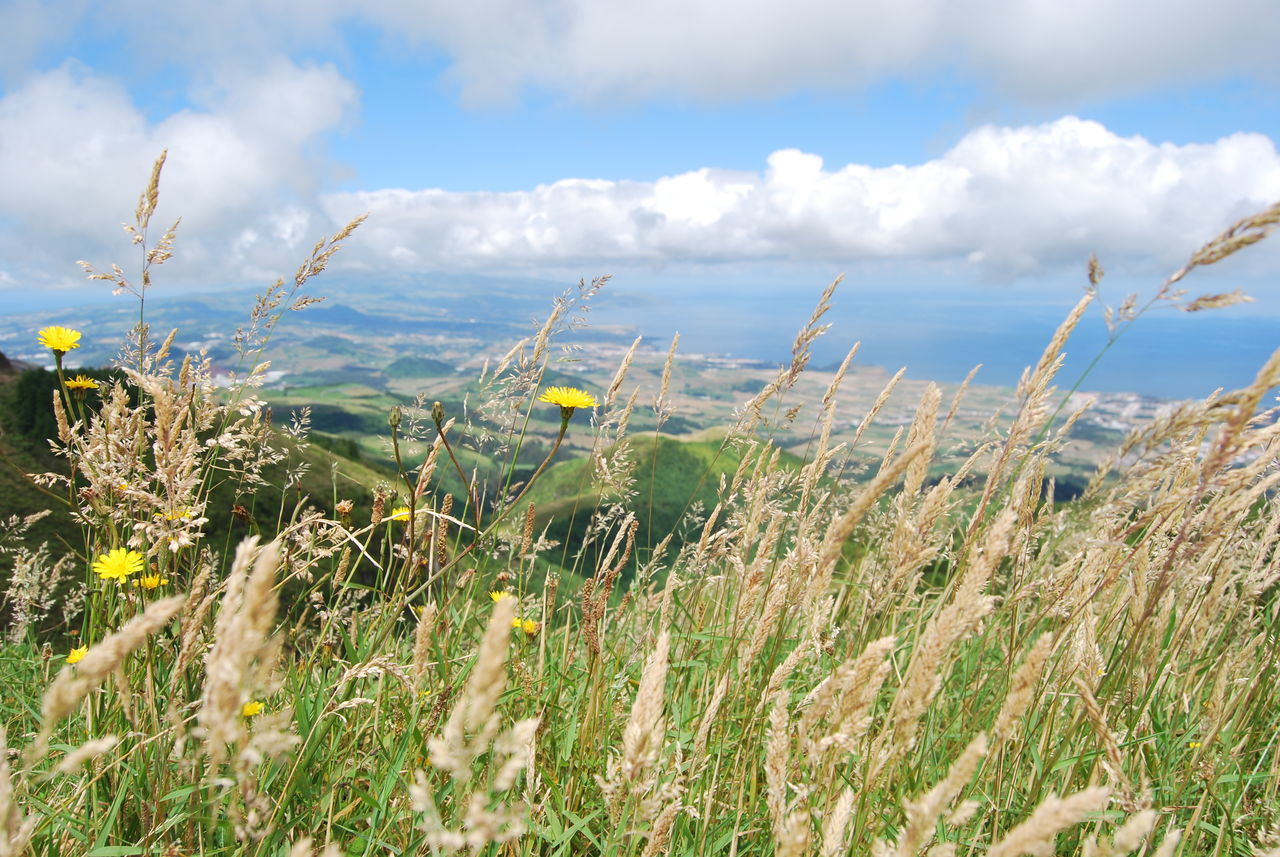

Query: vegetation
left=0, top=155, right=1278, bottom=857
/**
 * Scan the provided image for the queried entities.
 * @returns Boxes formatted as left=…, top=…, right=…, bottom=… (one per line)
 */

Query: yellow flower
left=520, top=619, right=538, bottom=636
left=66, top=375, right=99, bottom=392
left=538, top=386, right=598, bottom=413
left=65, top=645, right=89, bottom=665
left=489, top=591, right=511, bottom=603
left=37, top=325, right=81, bottom=354
left=1189, top=741, right=1201, bottom=749
left=387, top=506, right=412, bottom=522
left=92, top=547, right=145, bottom=584
left=242, top=700, right=265, bottom=717
left=133, top=573, right=169, bottom=590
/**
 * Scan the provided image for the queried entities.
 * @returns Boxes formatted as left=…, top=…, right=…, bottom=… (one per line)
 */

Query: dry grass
left=0, top=158, right=1277, bottom=856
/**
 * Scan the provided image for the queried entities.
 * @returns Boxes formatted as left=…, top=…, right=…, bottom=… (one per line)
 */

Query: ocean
left=595, top=284, right=1279, bottom=400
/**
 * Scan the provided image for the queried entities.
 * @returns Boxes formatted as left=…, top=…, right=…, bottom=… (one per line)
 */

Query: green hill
left=521, top=433, right=807, bottom=573
left=0, top=365, right=397, bottom=619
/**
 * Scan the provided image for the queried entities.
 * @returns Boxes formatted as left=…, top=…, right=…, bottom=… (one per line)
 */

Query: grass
left=0, top=155, right=1278, bottom=857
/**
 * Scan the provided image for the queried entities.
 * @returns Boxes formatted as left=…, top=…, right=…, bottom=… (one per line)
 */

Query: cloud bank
left=3, top=0, right=1278, bottom=104
left=328, top=117, right=1280, bottom=276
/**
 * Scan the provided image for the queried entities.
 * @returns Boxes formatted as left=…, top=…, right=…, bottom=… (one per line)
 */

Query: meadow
left=1, top=155, right=1279, bottom=856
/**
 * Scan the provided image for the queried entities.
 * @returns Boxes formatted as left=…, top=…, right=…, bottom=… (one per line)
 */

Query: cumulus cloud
left=322, top=117, right=1280, bottom=277
left=0, top=60, right=355, bottom=288
left=1, top=79, right=1276, bottom=292
left=4, top=0, right=1278, bottom=104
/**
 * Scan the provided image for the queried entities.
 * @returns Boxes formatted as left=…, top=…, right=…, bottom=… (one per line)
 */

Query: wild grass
left=0, top=155, right=1278, bottom=856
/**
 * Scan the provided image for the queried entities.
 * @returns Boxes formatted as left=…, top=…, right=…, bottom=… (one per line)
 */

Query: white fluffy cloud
left=0, top=61, right=355, bottom=287
left=2, top=100, right=1278, bottom=292
left=4, top=0, right=1278, bottom=104
left=322, top=117, right=1280, bottom=277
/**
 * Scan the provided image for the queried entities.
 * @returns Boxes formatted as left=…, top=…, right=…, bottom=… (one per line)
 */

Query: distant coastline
left=2, top=277, right=1275, bottom=400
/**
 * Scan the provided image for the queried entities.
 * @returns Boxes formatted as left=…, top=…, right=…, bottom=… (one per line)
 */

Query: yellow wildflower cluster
left=510, top=616, right=539, bottom=636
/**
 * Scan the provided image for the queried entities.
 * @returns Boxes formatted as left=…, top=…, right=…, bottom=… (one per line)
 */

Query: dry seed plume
left=1083, top=810, right=1157, bottom=857
left=882, top=734, right=988, bottom=857
left=199, top=537, right=282, bottom=765
left=988, top=787, right=1111, bottom=857
left=0, top=729, right=35, bottom=857
left=799, top=635, right=896, bottom=760
left=993, top=634, right=1055, bottom=744
left=413, top=601, right=439, bottom=688
left=620, top=630, right=671, bottom=784
left=51, top=736, right=119, bottom=776
left=1168, top=199, right=1280, bottom=286
left=821, top=787, right=857, bottom=857
left=764, top=693, right=792, bottom=843
left=429, top=596, right=516, bottom=780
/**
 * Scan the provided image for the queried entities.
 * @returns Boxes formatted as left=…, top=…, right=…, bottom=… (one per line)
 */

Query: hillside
left=520, top=432, right=809, bottom=573
left=0, top=362, right=395, bottom=611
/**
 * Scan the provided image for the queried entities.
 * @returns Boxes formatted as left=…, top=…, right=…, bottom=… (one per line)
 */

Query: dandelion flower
left=387, top=506, right=412, bottom=522
left=520, top=619, right=538, bottom=636
left=539, top=386, right=598, bottom=421
left=92, top=547, right=145, bottom=584
left=242, top=700, right=265, bottom=718
left=133, top=573, right=169, bottom=590
left=66, top=375, right=99, bottom=392
left=489, top=590, right=511, bottom=603
left=37, top=325, right=81, bottom=355
left=65, top=645, right=89, bottom=665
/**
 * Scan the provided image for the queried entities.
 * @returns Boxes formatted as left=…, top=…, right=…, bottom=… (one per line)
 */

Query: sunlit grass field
left=1, top=155, right=1279, bottom=857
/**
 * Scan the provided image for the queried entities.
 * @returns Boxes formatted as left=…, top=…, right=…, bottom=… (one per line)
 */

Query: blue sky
left=2, top=1, right=1279, bottom=393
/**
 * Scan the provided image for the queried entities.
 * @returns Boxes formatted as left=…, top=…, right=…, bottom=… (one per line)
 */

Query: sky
left=2, top=0, right=1280, bottom=393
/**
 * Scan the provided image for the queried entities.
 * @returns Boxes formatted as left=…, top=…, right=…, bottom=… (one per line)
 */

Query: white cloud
left=4, top=0, right=1278, bottom=104
left=377, top=0, right=1280, bottom=104
left=1, top=78, right=1277, bottom=292
left=322, top=117, right=1280, bottom=277
left=0, top=60, right=356, bottom=288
